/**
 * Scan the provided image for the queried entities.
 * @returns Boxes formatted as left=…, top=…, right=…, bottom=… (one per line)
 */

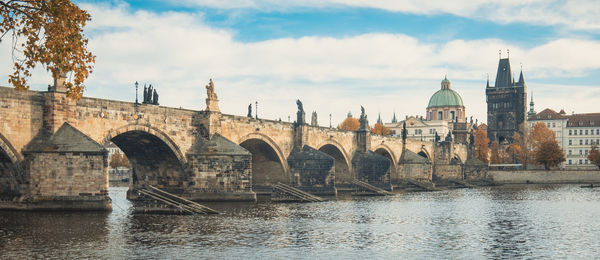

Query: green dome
left=427, top=88, right=464, bottom=108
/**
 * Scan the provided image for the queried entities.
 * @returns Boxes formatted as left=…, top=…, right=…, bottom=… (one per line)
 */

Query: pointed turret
left=494, top=58, right=513, bottom=88
left=377, top=113, right=382, bottom=124
left=527, top=92, right=536, bottom=117
left=391, top=112, right=397, bottom=123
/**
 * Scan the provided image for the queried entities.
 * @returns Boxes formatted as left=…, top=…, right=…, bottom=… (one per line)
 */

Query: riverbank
left=488, top=169, right=600, bottom=184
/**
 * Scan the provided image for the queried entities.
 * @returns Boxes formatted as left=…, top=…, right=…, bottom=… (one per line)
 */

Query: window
left=569, top=130, right=572, bottom=136
left=579, top=159, right=582, bottom=164
left=574, top=130, right=578, bottom=136
left=568, top=160, right=572, bottom=165
left=585, top=159, right=589, bottom=164
left=438, top=111, right=443, bottom=120
left=580, top=139, right=583, bottom=145
left=597, top=129, right=599, bottom=135
left=569, top=140, right=572, bottom=145
left=569, top=150, right=572, bottom=155
left=580, top=129, right=583, bottom=135
left=547, top=123, right=551, bottom=127
left=579, top=150, right=583, bottom=155
left=585, top=139, right=589, bottom=145
left=552, top=122, right=556, bottom=128
left=429, top=129, right=435, bottom=134
left=450, top=111, right=455, bottom=120
left=429, top=112, right=432, bottom=120
left=585, top=130, right=589, bottom=135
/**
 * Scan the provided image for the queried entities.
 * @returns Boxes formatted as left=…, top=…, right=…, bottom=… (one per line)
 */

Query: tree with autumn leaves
left=338, top=117, right=360, bottom=131
left=370, top=123, right=391, bottom=135
left=588, top=143, right=600, bottom=169
left=1, top=0, right=95, bottom=99
left=109, top=151, right=129, bottom=169
left=473, top=128, right=489, bottom=164
left=529, top=122, right=565, bottom=170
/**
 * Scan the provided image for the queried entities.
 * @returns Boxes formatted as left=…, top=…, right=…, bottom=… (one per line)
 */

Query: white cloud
left=174, top=0, right=600, bottom=31
left=1, top=3, right=599, bottom=126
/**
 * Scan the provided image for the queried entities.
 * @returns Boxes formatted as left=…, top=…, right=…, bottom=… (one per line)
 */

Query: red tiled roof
left=529, top=108, right=568, bottom=120
left=567, top=113, right=600, bottom=128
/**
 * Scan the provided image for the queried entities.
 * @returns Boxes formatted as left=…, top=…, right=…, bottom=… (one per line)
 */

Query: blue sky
left=2, top=0, right=600, bottom=125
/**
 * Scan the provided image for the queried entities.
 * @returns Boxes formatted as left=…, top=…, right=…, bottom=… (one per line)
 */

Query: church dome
left=427, top=77, right=464, bottom=108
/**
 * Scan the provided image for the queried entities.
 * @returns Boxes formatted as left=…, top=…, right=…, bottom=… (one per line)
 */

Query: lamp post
left=255, top=101, right=258, bottom=119
left=135, top=81, right=139, bottom=104
left=329, top=113, right=332, bottom=128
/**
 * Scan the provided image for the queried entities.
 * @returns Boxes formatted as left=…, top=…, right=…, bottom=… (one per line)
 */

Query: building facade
left=386, top=77, right=467, bottom=141
left=529, top=109, right=600, bottom=168
left=486, top=57, right=528, bottom=143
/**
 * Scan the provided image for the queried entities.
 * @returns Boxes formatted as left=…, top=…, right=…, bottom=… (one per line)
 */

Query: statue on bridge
left=206, top=79, right=217, bottom=100
left=359, top=105, right=368, bottom=131
left=311, top=111, right=318, bottom=126
left=247, top=103, right=252, bottom=118
left=445, top=131, right=453, bottom=142
left=296, top=99, right=305, bottom=125
left=152, top=88, right=159, bottom=105
left=401, top=121, right=407, bottom=142
left=205, top=79, right=220, bottom=112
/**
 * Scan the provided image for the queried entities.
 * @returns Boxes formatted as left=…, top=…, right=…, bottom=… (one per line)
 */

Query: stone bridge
left=0, top=84, right=469, bottom=210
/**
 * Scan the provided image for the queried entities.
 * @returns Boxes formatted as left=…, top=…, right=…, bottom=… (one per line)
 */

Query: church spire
left=377, top=112, right=382, bottom=124
left=518, top=69, right=525, bottom=84
left=391, top=111, right=397, bottom=123
left=527, top=92, right=536, bottom=117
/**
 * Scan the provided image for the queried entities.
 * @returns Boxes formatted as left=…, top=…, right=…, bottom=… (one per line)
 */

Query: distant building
left=486, top=56, right=528, bottom=143
left=386, top=76, right=469, bottom=141
left=426, top=76, right=465, bottom=122
left=529, top=108, right=600, bottom=168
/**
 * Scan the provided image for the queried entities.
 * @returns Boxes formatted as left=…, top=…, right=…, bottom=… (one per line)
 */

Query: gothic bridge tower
left=486, top=53, right=527, bottom=143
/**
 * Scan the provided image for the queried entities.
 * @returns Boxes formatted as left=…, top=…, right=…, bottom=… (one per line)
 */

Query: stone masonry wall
left=24, top=152, right=108, bottom=198
left=488, top=170, right=600, bottom=184
left=186, top=154, right=252, bottom=192
left=397, top=163, right=431, bottom=182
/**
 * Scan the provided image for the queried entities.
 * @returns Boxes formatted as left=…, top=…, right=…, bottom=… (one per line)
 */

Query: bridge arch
left=374, top=144, right=397, bottom=174
left=238, top=133, right=289, bottom=190
left=417, top=149, right=431, bottom=160
left=453, top=153, right=464, bottom=164
left=317, top=140, right=352, bottom=185
left=103, top=124, right=186, bottom=191
left=0, top=133, right=22, bottom=198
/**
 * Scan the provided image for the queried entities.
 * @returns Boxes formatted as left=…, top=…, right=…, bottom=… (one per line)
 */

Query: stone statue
left=152, top=89, right=159, bottom=105
left=311, top=111, right=318, bottom=126
left=470, top=116, right=473, bottom=124
left=147, top=85, right=153, bottom=104
left=206, top=79, right=217, bottom=100
left=247, top=103, right=252, bottom=117
left=296, top=99, right=304, bottom=113
left=445, top=131, right=453, bottom=142
left=435, top=132, right=440, bottom=142
left=469, top=131, right=475, bottom=145
left=143, top=85, right=148, bottom=104
left=359, top=105, right=368, bottom=131
left=401, top=121, right=407, bottom=141
left=296, top=99, right=305, bottom=125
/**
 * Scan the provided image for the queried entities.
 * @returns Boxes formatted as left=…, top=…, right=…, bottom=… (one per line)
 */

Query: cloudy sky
left=1, top=0, right=600, bottom=126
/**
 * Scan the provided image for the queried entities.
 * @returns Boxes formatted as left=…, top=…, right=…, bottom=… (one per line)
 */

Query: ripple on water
left=1, top=185, right=600, bottom=259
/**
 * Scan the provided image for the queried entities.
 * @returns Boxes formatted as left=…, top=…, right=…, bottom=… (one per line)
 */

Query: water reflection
left=1, top=185, right=600, bottom=259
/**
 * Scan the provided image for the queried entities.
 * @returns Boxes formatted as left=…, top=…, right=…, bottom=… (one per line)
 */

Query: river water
left=1, top=185, right=599, bottom=259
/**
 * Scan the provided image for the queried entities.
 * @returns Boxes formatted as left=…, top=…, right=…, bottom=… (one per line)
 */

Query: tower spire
left=486, top=74, right=490, bottom=88
left=528, top=91, right=536, bottom=117
left=377, top=112, right=382, bottom=124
